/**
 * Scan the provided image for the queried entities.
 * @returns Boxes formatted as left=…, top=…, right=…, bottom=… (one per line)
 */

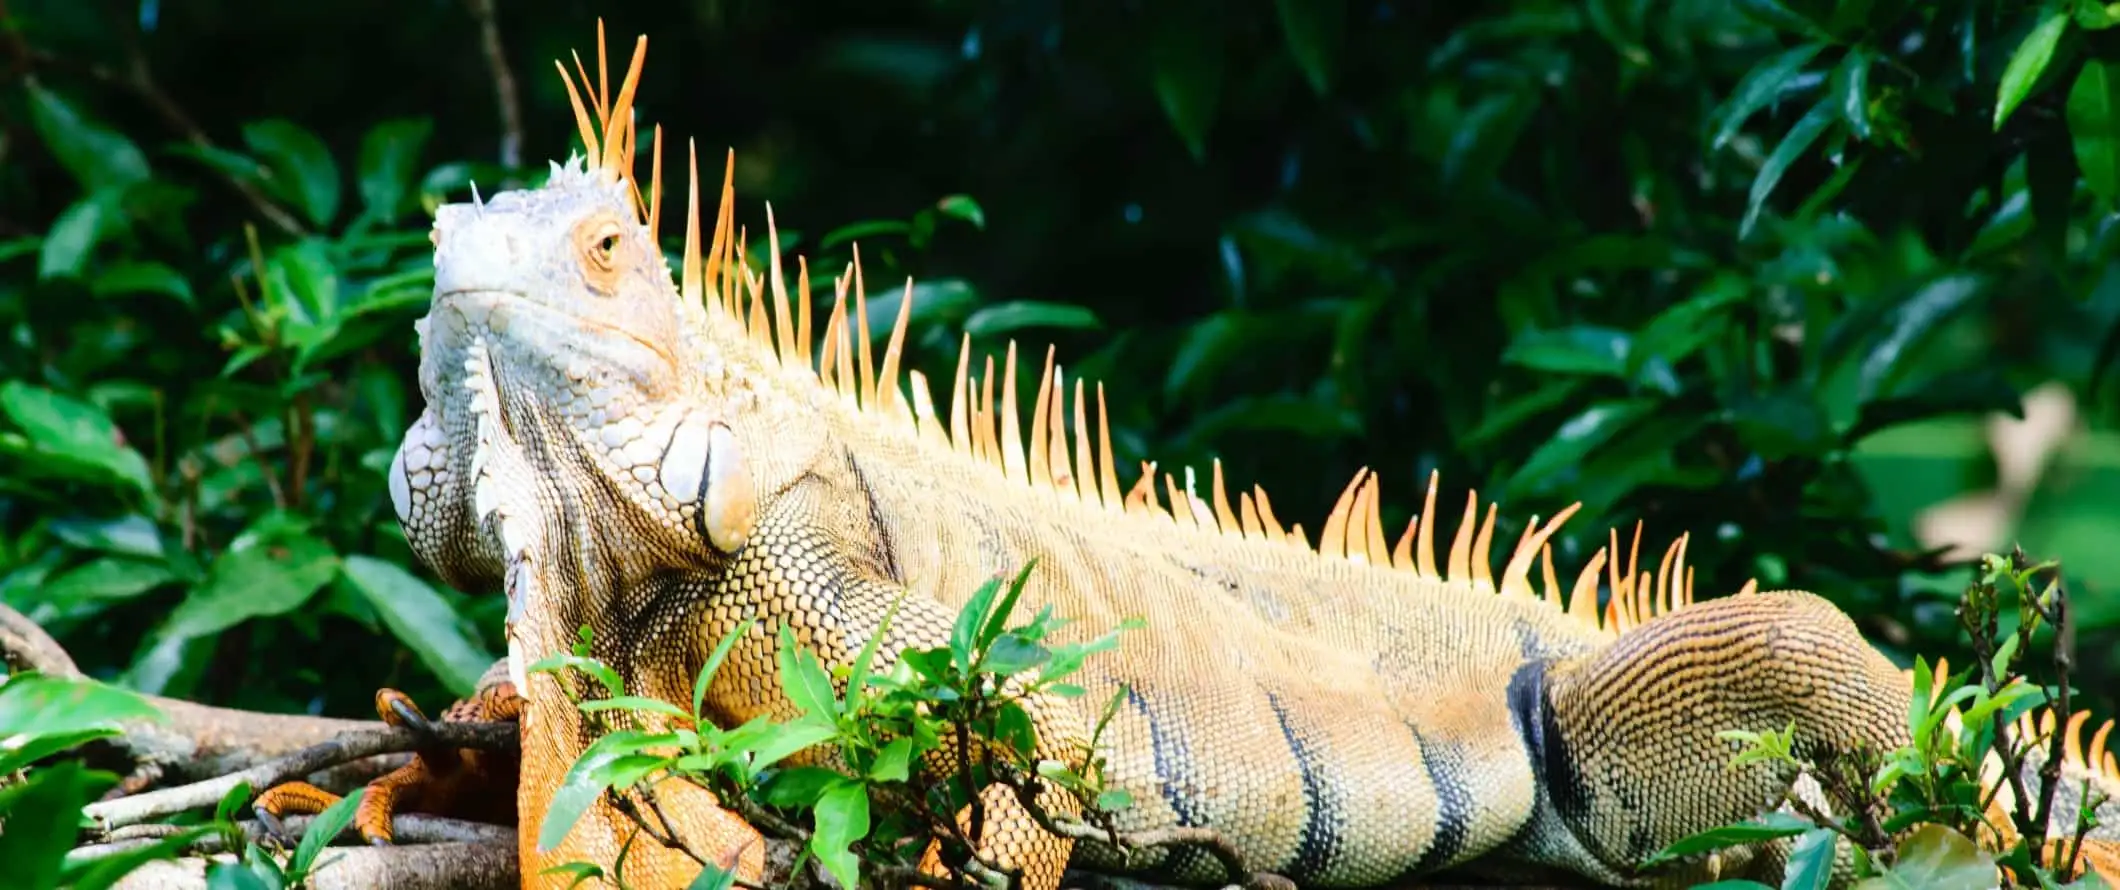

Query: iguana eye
left=573, top=215, right=628, bottom=291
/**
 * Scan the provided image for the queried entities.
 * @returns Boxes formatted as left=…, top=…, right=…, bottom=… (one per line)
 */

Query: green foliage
left=535, top=561, right=1144, bottom=889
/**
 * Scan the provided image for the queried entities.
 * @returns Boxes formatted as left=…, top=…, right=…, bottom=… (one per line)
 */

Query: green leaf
left=24, top=79, right=151, bottom=193
left=92, top=261, right=197, bottom=307
left=951, top=574, right=1005, bottom=676
left=694, top=616, right=755, bottom=719
left=0, top=760, right=105, bottom=890
left=868, top=737, right=915, bottom=783
left=775, top=624, right=841, bottom=721
left=2069, top=59, right=2120, bottom=206
left=28, top=556, right=176, bottom=626
left=1995, top=10, right=2071, bottom=131
left=1741, top=94, right=1839, bottom=239
left=1643, top=812, right=1815, bottom=867
left=1150, top=15, right=1224, bottom=160
left=1501, top=326, right=1633, bottom=377
left=0, top=380, right=156, bottom=497
left=1729, top=389, right=1832, bottom=460
left=746, top=721, right=839, bottom=774
left=288, top=788, right=365, bottom=877
left=1781, top=827, right=1837, bottom=890
left=685, top=864, right=739, bottom=890
left=962, top=301, right=1103, bottom=338
left=243, top=119, right=342, bottom=227
left=38, top=194, right=116, bottom=282
left=1852, top=825, right=1997, bottom=889
left=0, top=669, right=165, bottom=743
left=1734, top=0, right=1832, bottom=37
left=160, top=529, right=341, bottom=641
left=356, top=118, right=434, bottom=223
left=759, top=767, right=841, bottom=808
left=1709, top=42, right=1825, bottom=151
left=525, top=651, right=625, bottom=700
left=1855, top=274, right=1986, bottom=405
left=1834, top=49, right=1874, bottom=140
left=340, top=556, right=493, bottom=696
left=536, top=731, right=675, bottom=852
left=577, top=696, right=691, bottom=720
left=934, top=194, right=986, bottom=230
left=810, top=779, right=871, bottom=890
left=1507, top=399, right=1659, bottom=495
left=1273, top=0, right=1344, bottom=95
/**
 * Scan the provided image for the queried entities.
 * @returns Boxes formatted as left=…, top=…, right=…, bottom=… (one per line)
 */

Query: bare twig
left=85, top=720, right=514, bottom=831
left=100, top=840, right=516, bottom=890
left=67, top=813, right=513, bottom=867
left=463, top=0, right=524, bottom=169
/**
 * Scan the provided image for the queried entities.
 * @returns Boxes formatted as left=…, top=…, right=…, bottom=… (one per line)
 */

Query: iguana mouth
left=434, top=287, right=679, bottom=369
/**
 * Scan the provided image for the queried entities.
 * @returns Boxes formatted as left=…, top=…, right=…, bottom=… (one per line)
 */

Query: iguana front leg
left=700, top=481, right=1088, bottom=890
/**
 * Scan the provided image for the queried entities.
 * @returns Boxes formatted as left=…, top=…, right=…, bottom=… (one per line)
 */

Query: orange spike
left=1163, top=473, right=1194, bottom=528
left=646, top=125, right=663, bottom=237
left=1096, top=384, right=1121, bottom=507
left=853, top=248, right=876, bottom=408
left=680, top=142, right=703, bottom=304
left=1240, top=492, right=1265, bottom=539
left=1253, top=485, right=1286, bottom=540
left=1320, top=469, right=1368, bottom=559
left=766, top=205, right=795, bottom=362
left=878, top=279, right=915, bottom=414
left=1415, top=472, right=1441, bottom=580
left=998, top=342, right=1025, bottom=483
left=556, top=59, right=599, bottom=163
left=1048, top=368, right=1075, bottom=495
left=949, top=335, right=972, bottom=455
left=1028, top=348, right=1056, bottom=489
left=1362, top=475, right=1390, bottom=565
left=1391, top=516, right=1417, bottom=571
left=796, top=257, right=815, bottom=368
left=1211, top=460, right=1239, bottom=535
left=1071, top=378, right=1095, bottom=506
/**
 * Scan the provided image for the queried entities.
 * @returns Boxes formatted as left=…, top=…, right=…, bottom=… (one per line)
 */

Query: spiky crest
left=549, top=22, right=1712, bottom=638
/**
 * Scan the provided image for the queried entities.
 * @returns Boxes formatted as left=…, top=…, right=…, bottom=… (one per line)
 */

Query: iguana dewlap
left=259, top=26, right=2120, bottom=890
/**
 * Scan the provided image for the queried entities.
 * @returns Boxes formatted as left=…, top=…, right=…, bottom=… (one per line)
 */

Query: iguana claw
left=254, top=679, right=523, bottom=846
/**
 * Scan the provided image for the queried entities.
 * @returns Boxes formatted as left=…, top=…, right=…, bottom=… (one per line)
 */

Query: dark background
left=2, top=0, right=2114, bottom=728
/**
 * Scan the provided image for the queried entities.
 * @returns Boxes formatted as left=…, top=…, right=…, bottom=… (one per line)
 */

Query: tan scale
left=264, top=21, right=2120, bottom=890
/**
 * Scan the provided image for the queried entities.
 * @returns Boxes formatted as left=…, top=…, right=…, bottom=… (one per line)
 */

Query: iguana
left=257, top=25, right=2120, bottom=890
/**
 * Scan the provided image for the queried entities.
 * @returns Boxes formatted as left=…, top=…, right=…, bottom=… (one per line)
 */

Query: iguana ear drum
left=697, top=422, right=754, bottom=554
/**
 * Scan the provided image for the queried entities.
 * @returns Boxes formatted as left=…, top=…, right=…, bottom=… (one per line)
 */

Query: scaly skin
left=267, top=27, right=2120, bottom=890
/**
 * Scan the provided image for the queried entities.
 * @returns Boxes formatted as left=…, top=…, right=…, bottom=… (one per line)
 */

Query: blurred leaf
left=1710, top=42, right=1825, bottom=151
left=0, top=760, right=103, bottom=890
left=1741, top=94, right=1838, bottom=238
left=243, top=119, right=342, bottom=227
left=1994, top=9, right=2071, bottom=131
left=1833, top=49, right=1873, bottom=140
left=356, top=118, right=434, bottom=223
left=1781, top=828, right=1837, bottom=890
left=37, top=194, right=116, bottom=281
left=23, top=556, right=177, bottom=626
left=1855, top=274, right=1985, bottom=405
left=341, top=556, right=493, bottom=696
left=1444, top=91, right=1536, bottom=188
left=0, top=673, right=162, bottom=746
left=935, top=194, right=986, bottom=230
left=1733, top=0, right=1831, bottom=38
left=2069, top=59, right=2120, bottom=207
left=1274, top=0, right=1344, bottom=95
left=963, top=301, right=1101, bottom=338
left=1852, top=825, right=1996, bottom=889
left=159, top=525, right=340, bottom=641
left=1150, top=14, right=1224, bottom=160
left=1844, top=369, right=2020, bottom=444
left=1502, top=326, right=1632, bottom=377
left=24, top=79, right=151, bottom=193
left=1507, top=399, right=1659, bottom=494
left=0, top=381, right=156, bottom=497
left=1729, top=389, right=1832, bottom=460
left=48, top=514, right=165, bottom=560
left=92, top=260, right=196, bottom=306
